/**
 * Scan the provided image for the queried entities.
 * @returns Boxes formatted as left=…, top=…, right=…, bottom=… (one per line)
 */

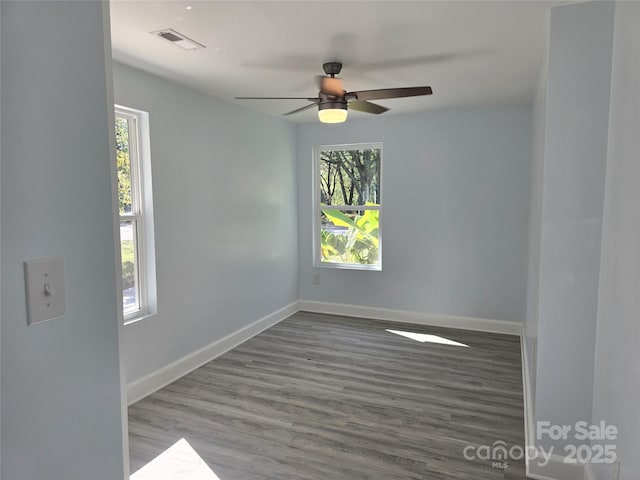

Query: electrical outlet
left=312, top=274, right=320, bottom=285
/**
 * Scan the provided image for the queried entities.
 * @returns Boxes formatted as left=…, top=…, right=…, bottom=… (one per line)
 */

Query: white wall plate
left=24, top=256, right=67, bottom=325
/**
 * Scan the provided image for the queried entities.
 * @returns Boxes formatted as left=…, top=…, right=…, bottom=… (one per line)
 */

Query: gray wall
left=532, top=0, right=614, bottom=449
left=112, top=63, right=299, bottom=384
left=0, top=2, right=3, bottom=474
left=297, top=107, right=532, bottom=323
left=1, top=2, right=125, bottom=479
left=524, top=44, right=548, bottom=406
left=592, top=2, right=640, bottom=478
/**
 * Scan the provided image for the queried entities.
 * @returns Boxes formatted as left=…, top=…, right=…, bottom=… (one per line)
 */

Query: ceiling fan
left=236, top=62, right=433, bottom=123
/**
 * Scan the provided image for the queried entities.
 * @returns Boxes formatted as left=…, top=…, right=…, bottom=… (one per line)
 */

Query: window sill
left=124, top=311, right=157, bottom=326
left=314, top=262, right=382, bottom=271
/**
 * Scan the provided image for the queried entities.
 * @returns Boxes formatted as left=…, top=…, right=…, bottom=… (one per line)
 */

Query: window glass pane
left=116, top=117, right=133, bottom=214
left=319, top=148, right=380, bottom=206
left=120, top=220, right=139, bottom=313
left=320, top=209, right=380, bottom=265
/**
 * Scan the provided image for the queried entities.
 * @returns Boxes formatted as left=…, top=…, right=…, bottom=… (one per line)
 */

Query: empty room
left=1, top=1, right=639, bottom=480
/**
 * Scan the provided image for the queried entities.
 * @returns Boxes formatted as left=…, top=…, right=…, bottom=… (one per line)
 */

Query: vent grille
left=158, top=31, right=182, bottom=42
left=151, top=29, right=205, bottom=51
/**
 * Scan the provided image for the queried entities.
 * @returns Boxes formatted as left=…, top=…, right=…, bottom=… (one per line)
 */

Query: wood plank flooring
left=128, top=312, right=526, bottom=479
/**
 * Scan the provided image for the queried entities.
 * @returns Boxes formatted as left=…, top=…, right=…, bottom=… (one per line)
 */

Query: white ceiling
left=110, top=1, right=562, bottom=122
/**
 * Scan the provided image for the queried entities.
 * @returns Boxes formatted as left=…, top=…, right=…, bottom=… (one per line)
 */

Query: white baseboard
left=584, top=462, right=620, bottom=480
left=527, top=453, right=586, bottom=480
left=126, top=301, right=300, bottom=405
left=299, top=300, right=522, bottom=336
left=127, top=300, right=519, bottom=405
left=521, top=331, right=588, bottom=480
left=521, top=327, right=536, bottom=474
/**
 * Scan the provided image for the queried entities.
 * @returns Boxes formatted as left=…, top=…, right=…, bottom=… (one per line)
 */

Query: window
left=314, top=143, right=382, bottom=270
left=115, top=106, right=155, bottom=321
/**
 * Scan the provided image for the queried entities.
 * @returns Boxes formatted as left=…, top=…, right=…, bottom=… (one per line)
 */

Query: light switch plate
left=24, top=256, right=67, bottom=325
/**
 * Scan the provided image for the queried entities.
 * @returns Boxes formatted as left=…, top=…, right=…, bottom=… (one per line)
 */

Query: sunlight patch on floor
left=130, top=438, right=221, bottom=480
left=385, top=329, right=469, bottom=347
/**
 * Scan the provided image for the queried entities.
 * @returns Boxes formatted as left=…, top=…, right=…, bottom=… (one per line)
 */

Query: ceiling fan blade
left=348, top=86, right=432, bottom=101
left=236, top=96, right=319, bottom=100
left=317, top=76, right=344, bottom=96
left=283, top=103, right=318, bottom=116
left=348, top=100, right=389, bottom=115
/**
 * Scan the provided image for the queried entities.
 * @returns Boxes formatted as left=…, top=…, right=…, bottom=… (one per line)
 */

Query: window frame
left=115, top=106, right=149, bottom=321
left=313, top=142, right=383, bottom=271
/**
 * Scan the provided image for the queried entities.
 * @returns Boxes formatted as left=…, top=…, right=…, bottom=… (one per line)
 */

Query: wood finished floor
left=128, top=312, right=526, bottom=479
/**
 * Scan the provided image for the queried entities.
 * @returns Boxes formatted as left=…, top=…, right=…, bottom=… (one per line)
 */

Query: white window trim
left=313, top=142, right=383, bottom=271
left=115, top=105, right=157, bottom=323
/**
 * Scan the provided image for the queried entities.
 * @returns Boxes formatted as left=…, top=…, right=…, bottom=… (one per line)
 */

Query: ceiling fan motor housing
left=323, top=62, right=343, bottom=77
left=318, top=99, right=348, bottom=111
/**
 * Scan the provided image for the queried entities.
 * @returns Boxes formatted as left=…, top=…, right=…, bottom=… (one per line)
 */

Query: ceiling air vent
left=151, top=29, right=205, bottom=51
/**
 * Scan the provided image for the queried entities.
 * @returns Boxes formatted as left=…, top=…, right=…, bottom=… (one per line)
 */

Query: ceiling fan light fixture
left=318, top=101, right=348, bottom=124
